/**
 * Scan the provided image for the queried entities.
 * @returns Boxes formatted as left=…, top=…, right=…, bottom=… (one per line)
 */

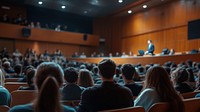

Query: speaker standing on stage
left=145, top=40, right=155, bottom=55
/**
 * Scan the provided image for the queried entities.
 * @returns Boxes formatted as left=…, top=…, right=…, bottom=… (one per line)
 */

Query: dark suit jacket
left=148, top=43, right=155, bottom=54
left=78, top=81, right=133, bottom=112
left=124, top=83, right=143, bottom=96
left=62, top=84, right=85, bottom=100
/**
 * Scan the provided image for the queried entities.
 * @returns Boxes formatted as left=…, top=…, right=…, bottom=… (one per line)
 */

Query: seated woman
left=77, top=69, right=94, bottom=88
left=171, top=68, right=194, bottom=93
left=134, top=66, right=184, bottom=112
left=10, top=62, right=76, bottom=112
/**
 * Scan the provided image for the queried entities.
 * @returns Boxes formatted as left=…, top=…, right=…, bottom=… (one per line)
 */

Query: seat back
left=99, top=106, right=145, bottom=112
left=181, top=91, right=200, bottom=99
left=0, top=105, right=10, bottom=112
left=4, top=82, right=28, bottom=93
left=148, top=102, right=170, bottom=112
left=61, top=100, right=80, bottom=107
left=11, top=90, right=36, bottom=107
left=184, top=98, right=200, bottom=112
left=5, top=78, right=20, bottom=82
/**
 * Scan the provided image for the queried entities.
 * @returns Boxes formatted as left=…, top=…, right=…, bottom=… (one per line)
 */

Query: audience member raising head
left=134, top=66, right=184, bottom=112
left=78, top=59, right=133, bottom=112
left=78, top=69, right=94, bottom=88
left=10, top=62, right=75, bottom=112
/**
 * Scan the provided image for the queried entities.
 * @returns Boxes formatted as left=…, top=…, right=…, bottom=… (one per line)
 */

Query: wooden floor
left=68, top=53, right=200, bottom=65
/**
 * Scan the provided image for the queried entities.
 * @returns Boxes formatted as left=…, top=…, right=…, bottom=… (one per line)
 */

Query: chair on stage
left=10, top=90, right=36, bottom=107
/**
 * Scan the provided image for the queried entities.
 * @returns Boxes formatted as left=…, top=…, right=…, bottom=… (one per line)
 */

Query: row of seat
left=4, top=81, right=200, bottom=99
left=1, top=98, right=200, bottom=112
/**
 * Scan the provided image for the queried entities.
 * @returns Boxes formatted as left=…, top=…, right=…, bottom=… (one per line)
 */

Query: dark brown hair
left=78, top=69, right=94, bottom=88
left=34, top=62, right=64, bottom=112
left=144, top=66, right=184, bottom=112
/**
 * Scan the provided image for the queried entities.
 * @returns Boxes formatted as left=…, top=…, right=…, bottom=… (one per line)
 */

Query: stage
left=68, top=53, right=200, bottom=65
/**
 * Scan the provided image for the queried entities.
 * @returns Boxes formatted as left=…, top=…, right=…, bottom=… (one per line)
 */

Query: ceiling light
left=118, top=0, right=123, bottom=3
left=38, top=1, right=43, bottom=5
left=61, top=5, right=66, bottom=9
left=143, top=5, right=147, bottom=9
left=128, top=10, right=132, bottom=14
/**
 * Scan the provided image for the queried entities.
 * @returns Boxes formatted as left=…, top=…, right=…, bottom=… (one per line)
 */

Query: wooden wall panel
left=0, top=23, right=99, bottom=46
left=94, top=1, right=200, bottom=54
left=0, top=38, right=14, bottom=52
left=15, top=40, right=82, bottom=56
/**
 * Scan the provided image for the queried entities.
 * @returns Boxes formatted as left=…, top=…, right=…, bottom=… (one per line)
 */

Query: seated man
left=145, top=40, right=155, bottom=55
left=78, top=59, right=133, bottom=112
left=121, top=64, right=143, bottom=96
left=62, top=67, right=85, bottom=100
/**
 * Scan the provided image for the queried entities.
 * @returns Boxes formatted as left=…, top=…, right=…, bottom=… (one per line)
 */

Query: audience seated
left=11, top=64, right=24, bottom=78
left=0, top=69, right=11, bottom=106
left=134, top=66, right=184, bottom=111
left=3, top=61, right=15, bottom=75
left=78, top=59, right=133, bottom=112
left=9, top=62, right=75, bottom=112
left=171, top=68, right=194, bottom=93
left=62, top=67, right=85, bottom=100
left=18, top=69, right=35, bottom=90
left=77, top=69, right=94, bottom=88
left=121, top=64, right=143, bottom=96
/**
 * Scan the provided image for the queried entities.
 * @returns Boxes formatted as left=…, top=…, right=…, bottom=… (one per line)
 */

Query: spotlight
left=143, top=5, right=147, bottom=9
left=61, top=5, right=66, bottom=9
left=128, top=10, right=132, bottom=14
left=118, top=0, right=123, bottom=3
left=38, top=1, right=43, bottom=5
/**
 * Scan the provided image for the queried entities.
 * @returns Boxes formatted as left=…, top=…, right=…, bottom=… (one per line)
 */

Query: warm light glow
left=143, top=5, right=147, bottom=9
left=128, top=10, right=132, bottom=14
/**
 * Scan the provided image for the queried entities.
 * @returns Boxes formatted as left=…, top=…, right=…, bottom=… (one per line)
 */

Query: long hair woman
left=10, top=62, right=75, bottom=112
left=134, top=66, right=184, bottom=112
left=78, top=69, right=94, bottom=88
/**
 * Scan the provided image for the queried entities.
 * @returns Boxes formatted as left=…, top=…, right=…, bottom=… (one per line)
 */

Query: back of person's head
left=172, top=68, right=189, bottom=85
left=186, top=60, right=193, bottom=67
left=26, top=69, right=35, bottom=86
left=163, top=66, right=171, bottom=76
left=98, top=59, right=116, bottom=79
left=115, top=67, right=121, bottom=77
left=64, top=67, right=78, bottom=83
left=145, top=66, right=184, bottom=112
left=186, top=68, right=195, bottom=82
left=14, top=64, right=22, bottom=74
left=92, top=66, right=98, bottom=74
left=78, top=69, right=94, bottom=88
left=137, top=66, right=145, bottom=75
left=34, top=62, right=64, bottom=112
left=121, top=64, right=135, bottom=80
left=3, top=61, right=10, bottom=69
left=197, top=63, right=200, bottom=70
